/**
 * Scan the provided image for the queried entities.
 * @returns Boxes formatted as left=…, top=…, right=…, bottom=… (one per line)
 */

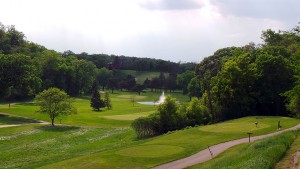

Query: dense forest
left=75, top=52, right=195, bottom=73
left=0, top=22, right=195, bottom=100
left=132, top=24, right=300, bottom=138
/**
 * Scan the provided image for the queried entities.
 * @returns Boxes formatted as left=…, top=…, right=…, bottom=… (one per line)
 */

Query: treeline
left=0, top=22, right=196, bottom=100
left=195, top=26, right=300, bottom=122
left=132, top=24, right=300, bottom=138
left=76, top=52, right=195, bottom=73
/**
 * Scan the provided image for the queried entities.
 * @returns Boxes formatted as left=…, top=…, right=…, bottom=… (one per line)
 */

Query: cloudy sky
left=0, top=0, right=299, bottom=62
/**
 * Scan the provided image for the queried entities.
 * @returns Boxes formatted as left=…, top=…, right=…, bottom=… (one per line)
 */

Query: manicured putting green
left=104, top=111, right=154, bottom=120
left=117, top=145, right=184, bottom=158
left=199, top=122, right=269, bottom=133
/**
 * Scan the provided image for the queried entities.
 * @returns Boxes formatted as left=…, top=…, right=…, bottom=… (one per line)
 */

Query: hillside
left=114, top=70, right=167, bottom=84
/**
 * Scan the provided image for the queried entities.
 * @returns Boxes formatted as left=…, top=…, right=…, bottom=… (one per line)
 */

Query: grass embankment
left=188, top=131, right=298, bottom=169
left=0, top=91, right=189, bottom=127
left=275, top=131, right=300, bottom=169
left=0, top=116, right=298, bottom=168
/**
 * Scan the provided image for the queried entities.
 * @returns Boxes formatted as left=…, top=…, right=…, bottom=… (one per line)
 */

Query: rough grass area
left=0, top=125, right=133, bottom=169
left=275, top=130, right=300, bottom=169
left=188, top=131, right=297, bottom=169
left=0, top=114, right=39, bottom=125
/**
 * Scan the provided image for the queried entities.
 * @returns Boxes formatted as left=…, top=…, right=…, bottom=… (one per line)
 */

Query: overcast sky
left=0, top=0, right=299, bottom=62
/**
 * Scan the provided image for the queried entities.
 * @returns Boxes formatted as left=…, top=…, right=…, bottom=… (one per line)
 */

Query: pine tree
left=104, top=92, right=112, bottom=109
left=90, top=90, right=105, bottom=111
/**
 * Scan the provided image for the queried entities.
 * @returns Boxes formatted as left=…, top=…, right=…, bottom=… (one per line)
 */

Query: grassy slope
left=0, top=91, right=189, bottom=127
left=275, top=130, right=300, bottom=169
left=188, top=131, right=297, bottom=169
left=0, top=117, right=295, bottom=169
left=115, top=70, right=166, bottom=84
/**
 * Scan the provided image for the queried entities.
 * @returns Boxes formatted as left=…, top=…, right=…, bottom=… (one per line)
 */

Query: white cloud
left=0, top=0, right=298, bottom=62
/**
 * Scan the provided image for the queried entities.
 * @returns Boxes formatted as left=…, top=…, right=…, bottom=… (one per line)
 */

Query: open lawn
left=0, top=91, right=189, bottom=127
left=0, top=116, right=298, bottom=169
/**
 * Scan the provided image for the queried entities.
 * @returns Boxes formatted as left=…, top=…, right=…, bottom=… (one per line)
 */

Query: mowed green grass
left=188, top=131, right=297, bottom=169
left=0, top=91, right=189, bottom=127
left=0, top=116, right=295, bottom=169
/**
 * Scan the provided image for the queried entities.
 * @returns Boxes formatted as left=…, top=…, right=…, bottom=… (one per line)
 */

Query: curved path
left=0, top=112, right=49, bottom=128
left=153, top=123, right=300, bottom=169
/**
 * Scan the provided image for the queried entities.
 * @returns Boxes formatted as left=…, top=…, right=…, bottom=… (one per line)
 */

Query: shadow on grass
left=36, top=125, right=80, bottom=132
left=0, top=114, right=40, bottom=124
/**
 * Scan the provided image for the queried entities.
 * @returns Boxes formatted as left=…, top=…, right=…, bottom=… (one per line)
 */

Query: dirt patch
left=286, top=150, right=300, bottom=169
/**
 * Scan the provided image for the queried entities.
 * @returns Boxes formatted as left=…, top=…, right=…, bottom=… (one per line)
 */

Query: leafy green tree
left=283, top=78, right=300, bottom=118
left=255, top=53, right=293, bottom=116
left=97, top=67, right=113, bottom=91
left=158, top=72, right=166, bottom=90
left=165, top=73, right=177, bottom=92
left=74, top=59, right=97, bottom=95
left=143, top=78, right=151, bottom=89
left=104, top=92, right=112, bottom=109
left=35, top=88, right=76, bottom=126
left=158, top=95, right=179, bottom=133
left=212, top=54, right=258, bottom=120
left=186, top=97, right=211, bottom=126
left=90, top=89, right=105, bottom=111
left=107, top=78, right=119, bottom=93
left=0, top=54, right=41, bottom=99
left=177, top=70, right=195, bottom=94
left=150, top=77, right=160, bottom=92
left=187, top=77, right=202, bottom=100
left=132, top=84, right=145, bottom=95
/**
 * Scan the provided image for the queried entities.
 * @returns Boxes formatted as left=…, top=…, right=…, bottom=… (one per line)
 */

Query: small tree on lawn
left=104, top=92, right=112, bottom=109
left=35, top=88, right=76, bottom=126
left=130, top=95, right=136, bottom=107
left=90, top=89, right=105, bottom=111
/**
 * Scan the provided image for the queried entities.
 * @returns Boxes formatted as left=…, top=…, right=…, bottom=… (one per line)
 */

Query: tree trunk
left=51, top=118, right=55, bottom=126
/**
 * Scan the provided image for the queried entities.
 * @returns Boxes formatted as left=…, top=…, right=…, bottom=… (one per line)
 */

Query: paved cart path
left=0, top=112, right=49, bottom=128
left=153, top=123, right=300, bottom=169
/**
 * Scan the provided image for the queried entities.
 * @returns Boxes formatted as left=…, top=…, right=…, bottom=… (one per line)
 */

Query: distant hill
left=114, top=70, right=167, bottom=84
left=75, top=53, right=196, bottom=74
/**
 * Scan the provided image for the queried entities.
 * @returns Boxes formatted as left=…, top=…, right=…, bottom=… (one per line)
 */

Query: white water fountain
left=138, top=92, right=165, bottom=105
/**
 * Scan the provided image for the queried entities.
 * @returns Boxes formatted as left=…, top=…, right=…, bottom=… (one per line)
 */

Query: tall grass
left=190, top=131, right=297, bottom=169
